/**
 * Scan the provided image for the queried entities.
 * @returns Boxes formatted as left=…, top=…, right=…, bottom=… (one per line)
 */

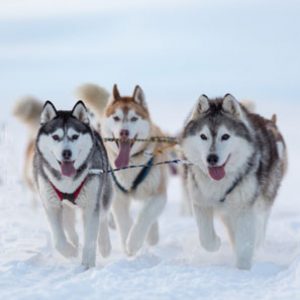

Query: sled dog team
left=14, top=84, right=287, bottom=270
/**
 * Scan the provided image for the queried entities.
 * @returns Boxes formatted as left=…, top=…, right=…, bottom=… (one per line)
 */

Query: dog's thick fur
left=14, top=84, right=109, bottom=196
left=102, top=84, right=168, bottom=256
left=33, top=101, right=112, bottom=268
left=179, top=99, right=257, bottom=216
left=181, top=94, right=287, bottom=269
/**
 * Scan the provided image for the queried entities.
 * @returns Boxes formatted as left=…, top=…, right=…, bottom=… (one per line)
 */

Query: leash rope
left=89, top=158, right=192, bottom=175
left=95, top=135, right=184, bottom=174
left=103, top=136, right=179, bottom=144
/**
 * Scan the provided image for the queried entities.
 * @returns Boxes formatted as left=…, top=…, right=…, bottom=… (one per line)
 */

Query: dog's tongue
left=115, top=141, right=131, bottom=169
left=61, top=161, right=76, bottom=177
left=208, top=166, right=226, bottom=181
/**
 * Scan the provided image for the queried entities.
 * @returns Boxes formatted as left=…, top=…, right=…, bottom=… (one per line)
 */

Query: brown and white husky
left=102, top=84, right=168, bottom=256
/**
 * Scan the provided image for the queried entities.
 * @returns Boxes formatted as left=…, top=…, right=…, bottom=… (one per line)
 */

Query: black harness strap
left=110, top=170, right=128, bottom=193
left=111, top=157, right=154, bottom=193
left=59, top=193, right=77, bottom=205
left=219, top=153, right=256, bottom=203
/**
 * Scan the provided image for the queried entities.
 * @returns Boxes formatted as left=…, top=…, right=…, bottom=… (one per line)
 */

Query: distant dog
left=181, top=94, right=287, bottom=269
left=75, top=83, right=110, bottom=122
left=13, top=96, right=43, bottom=196
left=102, top=85, right=168, bottom=256
left=33, top=101, right=112, bottom=268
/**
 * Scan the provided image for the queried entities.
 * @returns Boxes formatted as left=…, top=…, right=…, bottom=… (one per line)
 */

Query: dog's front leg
left=63, top=204, right=79, bottom=248
left=111, top=193, right=132, bottom=251
left=98, top=214, right=111, bottom=258
left=230, top=208, right=256, bottom=270
left=193, top=203, right=221, bottom=252
left=45, top=204, right=78, bottom=257
left=82, top=206, right=100, bottom=268
left=126, top=194, right=166, bottom=256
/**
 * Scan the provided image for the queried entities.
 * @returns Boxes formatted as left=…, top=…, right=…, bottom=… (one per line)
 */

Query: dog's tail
left=75, top=83, right=110, bottom=118
left=241, top=100, right=256, bottom=113
left=13, top=96, right=43, bottom=133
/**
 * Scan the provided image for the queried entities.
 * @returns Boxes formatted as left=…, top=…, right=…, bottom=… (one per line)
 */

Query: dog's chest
left=188, top=172, right=229, bottom=206
left=39, top=173, right=100, bottom=208
left=188, top=167, right=257, bottom=209
left=112, top=164, right=164, bottom=200
left=44, top=167, right=89, bottom=194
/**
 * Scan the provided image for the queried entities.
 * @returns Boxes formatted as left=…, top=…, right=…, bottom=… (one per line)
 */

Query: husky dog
left=102, top=84, right=168, bottom=256
left=34, top=101, right=112, bottom=268
left=181, top=94, right=287, bottom=269
left=179, top=99, right=257, bottom=217
left=14, top=84, right=109, bottom=196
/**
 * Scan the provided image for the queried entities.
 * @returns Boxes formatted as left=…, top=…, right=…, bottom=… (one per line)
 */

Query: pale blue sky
left=1, top=0, right=299, bottom=125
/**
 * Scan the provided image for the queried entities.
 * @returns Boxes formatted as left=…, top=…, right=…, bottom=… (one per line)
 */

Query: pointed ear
left=133, top=85, right=147, bottom=108
left=191, top=95, right=209, bottom=119
left=40, top=101, right=57, bottom=125
left=271, top=114, right=277, bottom=124
left=72, top=101, right=89, bottom=124
left=112, top=84, right=121, bottom=102
left=222, top=94, right=242, bottom=117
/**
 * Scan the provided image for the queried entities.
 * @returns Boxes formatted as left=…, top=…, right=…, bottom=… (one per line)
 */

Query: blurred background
left=1, top=0, right=299, bottom=131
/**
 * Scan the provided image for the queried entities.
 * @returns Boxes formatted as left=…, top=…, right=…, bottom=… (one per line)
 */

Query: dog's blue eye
left=131, top=117, right=138, bottom=122
left=222, top=134, right=230, bottom=141
left=72, top=135, right=79, bottom=141
left=113, top=116, right=120, bottom=122
left=52, top=135, right=60, bottom=141
left=200, top=134, right=208, bottom=140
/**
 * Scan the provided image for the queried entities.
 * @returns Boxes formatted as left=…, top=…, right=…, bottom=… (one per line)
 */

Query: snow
left=1, top=1, right=300, bottom=299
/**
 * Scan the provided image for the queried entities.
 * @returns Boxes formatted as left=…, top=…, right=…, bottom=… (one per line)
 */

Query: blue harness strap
left=111, top=157, right=154, bottom=193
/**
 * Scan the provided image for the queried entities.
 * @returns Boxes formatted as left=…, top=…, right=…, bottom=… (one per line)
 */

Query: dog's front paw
left=147, top=224, right=159, bottom=246
left=82, top=246, right=96, bottom=269
left=56, top=241, right=78, bottom=258
left=200, top=235, right=221, bottom=252
left=147, top=232, right=159, bottom=246
left=126, top=234, right=143, bottom=257
left=236, top=257, right=252, bottom=270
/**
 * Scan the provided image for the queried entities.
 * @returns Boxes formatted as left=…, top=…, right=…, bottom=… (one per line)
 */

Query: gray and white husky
left=181, top=94, right=287, bottom=269
left=33, top=101, right=112, bottom=268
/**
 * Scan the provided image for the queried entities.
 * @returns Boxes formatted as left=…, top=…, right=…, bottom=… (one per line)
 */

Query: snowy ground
left=1, top=0, right=300, bottom=299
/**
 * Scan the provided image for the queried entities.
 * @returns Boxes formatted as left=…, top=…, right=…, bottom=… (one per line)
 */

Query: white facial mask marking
left=52, top=129, right=64, bottom=140
left=102, top=107, right=150, bottom=155
left=214, top=125, right=232, bottom=166
left=182, top=124, right=254, bottom=176
left=38, top=127, right=93, bottom=172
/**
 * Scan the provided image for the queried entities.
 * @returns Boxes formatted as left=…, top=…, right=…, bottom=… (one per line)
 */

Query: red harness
left=50, top=178, right=87, bottom=205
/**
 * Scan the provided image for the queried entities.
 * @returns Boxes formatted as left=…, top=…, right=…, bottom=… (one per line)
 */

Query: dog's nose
left=62, top=149, right=72, bottom=160
left=120, top=129, right=129, bottom=138
left=207, top=154, right=219, bottom=166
